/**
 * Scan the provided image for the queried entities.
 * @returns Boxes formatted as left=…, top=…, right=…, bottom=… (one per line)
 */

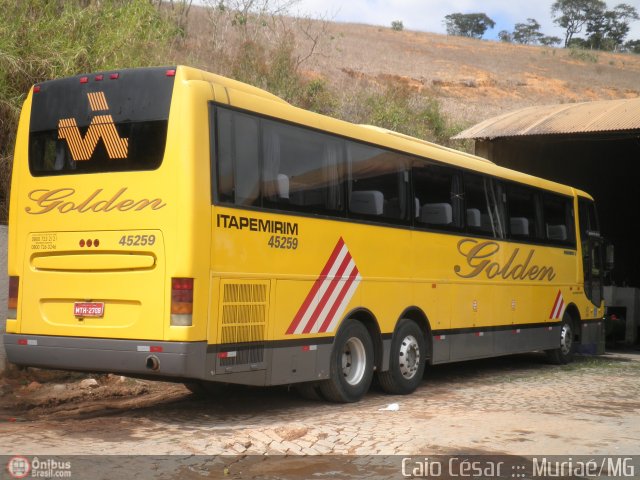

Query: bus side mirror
left=605, top=242, right=615, bottom=272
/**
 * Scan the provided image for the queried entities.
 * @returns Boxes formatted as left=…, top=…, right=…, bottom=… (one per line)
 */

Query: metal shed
left=455, top=98, right=640, bottom=344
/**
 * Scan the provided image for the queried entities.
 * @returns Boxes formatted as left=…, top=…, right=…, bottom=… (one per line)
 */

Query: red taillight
left=80, top=76, right=89, bottom=84
left=166, top=69, right=176, bottom=77
left=8, top=276, right=18, bottom=318
left=110, top=73, right=119, bottom=80
left=171, top=278, right=193, bottom=327
left=171, top=278, right=193, bottom=326
left=95, top=74, right=104, bottom=81
left=171, top=278, right=193, bottom=313
left=33, top=85, right=41, bottom=93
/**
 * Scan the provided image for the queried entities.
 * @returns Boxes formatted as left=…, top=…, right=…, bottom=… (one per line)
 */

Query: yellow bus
left=5, top=66, right=606, bottom=402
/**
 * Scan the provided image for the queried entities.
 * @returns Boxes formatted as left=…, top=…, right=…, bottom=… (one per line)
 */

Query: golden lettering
left=454, top=238, right=556, bottom=282
left=25, top=188, right=166, bottom=215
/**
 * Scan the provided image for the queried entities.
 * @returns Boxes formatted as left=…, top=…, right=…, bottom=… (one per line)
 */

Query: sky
left=291, top=0, right=640, bottom=43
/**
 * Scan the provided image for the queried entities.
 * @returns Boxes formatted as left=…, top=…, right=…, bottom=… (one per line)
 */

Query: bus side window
left=347, top=143, right=410, bottom=223
left=505, top=183, right=541, bottom=241
left=542, top=193, right=576, bottom=246
left=214, top=107, right=260, bottom=206
left=463, top=173, right=505, bottom=239
left=261, top=119, right=346, bottom=216
left=413, top=163, right=461, bottom=230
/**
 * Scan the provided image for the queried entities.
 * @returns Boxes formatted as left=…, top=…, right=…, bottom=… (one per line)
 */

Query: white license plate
left=73, top=302, right=105, bottom=318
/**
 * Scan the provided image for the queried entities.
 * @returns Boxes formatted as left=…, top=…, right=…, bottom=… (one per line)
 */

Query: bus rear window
left=28, top=67, right=174, bottom=176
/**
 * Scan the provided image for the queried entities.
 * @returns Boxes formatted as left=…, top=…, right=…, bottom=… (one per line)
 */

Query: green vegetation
left=551, top=0, right=639, bottom=50
left=391, top=20, right=404, bottom=31
left=450, top=1, right=638, bottom=52
left=343, top=84, right=463, bottom=148
left=444, top=13, right=496, bottom=39
left=568, top=46, right=600, bottom=62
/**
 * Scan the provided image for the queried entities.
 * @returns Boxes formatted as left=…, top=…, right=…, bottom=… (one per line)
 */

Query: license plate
left=73, top=302, right=105, bottom=318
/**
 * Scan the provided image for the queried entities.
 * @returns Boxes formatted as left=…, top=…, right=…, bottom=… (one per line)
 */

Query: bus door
left=579, top=198, right=603, bottom=307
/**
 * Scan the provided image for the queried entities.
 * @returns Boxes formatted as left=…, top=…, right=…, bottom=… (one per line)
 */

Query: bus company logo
left=454, top=238, right=556, bottom=282
left=286, top=237, right=362, bottom=335
left=25, top=187, right=166, bottom=215
left=549, top=289, right=566, bottom=320
left=58, top=91, right=128, bottom=161
left=6, top=456, right=30, bottom=479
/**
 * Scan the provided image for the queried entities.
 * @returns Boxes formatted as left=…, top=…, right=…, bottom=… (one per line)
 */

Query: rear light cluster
left=81, top=73, right=119, bottom=83
left=34, top=68, right=175, bottom=93
left=79, top=239, right=100, bottom=248
left=8, top=276, right=18, bottom=319
left=171, top=278, right=193, bottom=326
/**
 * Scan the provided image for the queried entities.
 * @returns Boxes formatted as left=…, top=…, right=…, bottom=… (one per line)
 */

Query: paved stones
left=2, top=353, right=639, bottom=456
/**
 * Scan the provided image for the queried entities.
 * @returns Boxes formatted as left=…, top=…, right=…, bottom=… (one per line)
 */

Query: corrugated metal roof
left=454, top=97, right=640, bottom=139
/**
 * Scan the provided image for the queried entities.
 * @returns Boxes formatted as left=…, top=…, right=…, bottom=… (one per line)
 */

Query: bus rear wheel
left=319, top=320, right=374, bottom=403
left=546, top=312, right=575, bottom=365
left=378, top=319, right=426, bottom=395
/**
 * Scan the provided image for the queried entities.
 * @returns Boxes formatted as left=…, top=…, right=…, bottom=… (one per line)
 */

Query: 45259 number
left=119, top=234, right=156, bottom=247
left=268, top=235, right=298, bottom=250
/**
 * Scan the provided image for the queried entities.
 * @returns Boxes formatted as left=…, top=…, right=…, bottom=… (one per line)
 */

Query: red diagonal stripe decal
left=317, top=266, right=360, bottom=333
left=549, top=290, right=562, bottom=319
left=302, top=251, right=353, bottom=334
left=285, top=237, right=345, bottom=335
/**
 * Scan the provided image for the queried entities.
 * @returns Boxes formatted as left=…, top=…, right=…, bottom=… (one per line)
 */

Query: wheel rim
left=398, top=334, right=420, bottom=380
left=560, top=323, right=573, bottom=355
left=341, top=336, right=367, bottom=386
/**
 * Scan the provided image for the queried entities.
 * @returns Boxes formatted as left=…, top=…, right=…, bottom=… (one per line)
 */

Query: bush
left=338, top=82, right=463, bottom=147
left=568, top=47, right=599, bottom=63
left=391, top=20, right=404, bottom=31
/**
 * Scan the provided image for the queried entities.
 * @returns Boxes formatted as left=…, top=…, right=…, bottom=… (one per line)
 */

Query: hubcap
left=560, top=323, right=573, bottom=355
left=398, top=334, right=420, bottom=380
left=341, top=337, right=366, bottom=386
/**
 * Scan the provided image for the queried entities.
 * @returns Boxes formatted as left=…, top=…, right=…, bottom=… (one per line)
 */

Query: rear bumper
left=4, top=334, right=208, bottom=380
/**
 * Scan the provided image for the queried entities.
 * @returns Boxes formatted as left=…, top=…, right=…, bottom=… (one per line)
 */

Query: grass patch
left=568, top=47, right=599, bottom=63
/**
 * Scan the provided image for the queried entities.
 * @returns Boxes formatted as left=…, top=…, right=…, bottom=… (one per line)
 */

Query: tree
left=498, top=30, right=513, bottom=42
left=391, top=20, right=404, bottom=31
left=443, top=13, right=496, bottom=39
left=513, top=18, right=544, bottom=44
left=540, top=35, right=563, bottom=46
left=624, top=38, right=640, bottom=53
left=586, top=3, right=639, bottom=51
left=551, top=0, right=606, bottom=47
left=607, top=4, right=639, bottom=49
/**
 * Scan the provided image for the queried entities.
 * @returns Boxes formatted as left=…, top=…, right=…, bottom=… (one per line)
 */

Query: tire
left=378, top=319, right=427, bottom=395
left=294, top=382, right=324, bottom=401
left=319, top=320, right=374, bottom=403
left=546, top=312, right=576, bottom=365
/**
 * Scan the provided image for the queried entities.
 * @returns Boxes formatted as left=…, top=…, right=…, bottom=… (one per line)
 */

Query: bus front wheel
left=319, top=320, right=374, bottom=403
left=378, top=319, right=426, bottom=395
left=546, top=312, right=575, bottom=365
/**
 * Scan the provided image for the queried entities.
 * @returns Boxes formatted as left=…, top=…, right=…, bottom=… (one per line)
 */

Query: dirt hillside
left=305, top=23, right=640, bottom=125
left=184, top=11, right=640, bottom=128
